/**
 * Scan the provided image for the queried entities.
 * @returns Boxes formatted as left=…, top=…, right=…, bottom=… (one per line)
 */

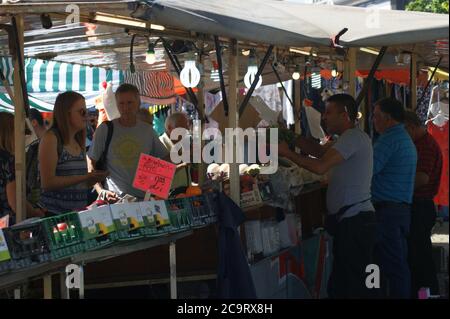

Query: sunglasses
left=72, top=108, right=87, bottom=117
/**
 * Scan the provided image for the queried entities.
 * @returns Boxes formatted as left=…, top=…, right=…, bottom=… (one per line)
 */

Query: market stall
left=0, top=0, right=448, bottom=299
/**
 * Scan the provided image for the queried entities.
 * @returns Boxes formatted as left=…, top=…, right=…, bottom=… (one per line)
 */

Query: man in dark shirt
left=404, top=111, right=443, bottom=298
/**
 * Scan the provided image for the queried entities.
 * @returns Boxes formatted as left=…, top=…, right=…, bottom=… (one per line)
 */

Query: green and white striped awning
left=0, top=56, right=124, bottom=93
left=0, top=92, right=54, bottom=113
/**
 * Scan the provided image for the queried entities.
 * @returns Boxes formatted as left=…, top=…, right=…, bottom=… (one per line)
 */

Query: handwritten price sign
left=132, top=154, right=176, bottom=199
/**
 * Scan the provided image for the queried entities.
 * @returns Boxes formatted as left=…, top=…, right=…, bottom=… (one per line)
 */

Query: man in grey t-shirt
left=88, top=84, right=169, bottom=201
left=278, top=94, right=377, bottom=299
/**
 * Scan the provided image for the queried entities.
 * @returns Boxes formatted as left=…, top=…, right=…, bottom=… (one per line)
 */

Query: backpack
left=94, top=121, right=114, bottom=171
left=25, top=139, right=41, bottom=205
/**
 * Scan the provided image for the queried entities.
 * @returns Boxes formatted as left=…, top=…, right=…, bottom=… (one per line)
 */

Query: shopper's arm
left=6, top=181, right=45, bottom=218
left=87, top=156, right=118, bottom=202
left=294, top=135, right=334, bottom=158
left=279, top=142, right=343, bottom=175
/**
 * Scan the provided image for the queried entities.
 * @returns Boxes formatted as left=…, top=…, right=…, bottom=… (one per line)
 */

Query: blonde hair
left=51, top=91, right=86, bottom=150
left=0, top=112, right=14, bottom=153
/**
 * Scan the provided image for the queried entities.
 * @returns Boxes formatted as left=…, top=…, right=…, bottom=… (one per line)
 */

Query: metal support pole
left=355, top=47, right=388, bottom=108
left=11, top=15, right=27, bottom=223
left=418, top=57, right=443, bottom=106
left=239, top=45, right=274, bottom=117
left=272, top=64, right=294, bottom=109
left=43, top=275, right=52, bottom=299
left=214, top=36, right=229, bottom=117
left=410, top=53, right=418, bottom=110
left=169, top=241, right=177, bottom=299
left=60, top=271, right=70, bottom=299
left=228, top=39, right=240, bottom=205
left=14, top=288, right=20, bottom=299
left=79, top=264, right=85, bottom=299
left=294, top=79, right=302, bottom=152
left=344, top=48, right=358, bottom=98
left=160, top=38, right=200, bottom=109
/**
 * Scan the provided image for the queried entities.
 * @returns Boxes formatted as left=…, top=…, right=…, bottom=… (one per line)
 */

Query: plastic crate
left=186, top=195, right=216, bottom=227
left=0, top=260, right=13, bottom=275
left=40, top=212, right=85, bottom=259
left=166, top=198, right=192, bottom=233
left=78, top=206, right=118, bottom=251
left=3, top=221, right=52, bottom=269
left=110, top=203, right=145, bottom=241
left=139, top=201, right=172, bottom=237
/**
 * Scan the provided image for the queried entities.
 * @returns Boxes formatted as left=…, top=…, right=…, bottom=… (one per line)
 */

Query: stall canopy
left=0, top=56, right=123, bottom=93
left=142, top=0, right=449, bottom=47
left=0, top=92, right=54, bottom=112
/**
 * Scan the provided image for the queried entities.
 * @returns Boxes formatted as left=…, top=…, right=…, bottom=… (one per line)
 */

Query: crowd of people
left=278, top=94, right=443, bottom=299
left=0, top=83, right=445, bottom=299
left=0, top=84, right=191, bottom=220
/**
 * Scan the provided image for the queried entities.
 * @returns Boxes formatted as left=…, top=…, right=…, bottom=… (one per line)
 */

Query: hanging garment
left=416, top=86, right=432, bottom=124
left=254, top=84, right=282, bottom=113
left=124, top=71, right=176, bottom=104
left=428, top=121, right=449, bottom=206
left=215, top=192, right=257, bottom=299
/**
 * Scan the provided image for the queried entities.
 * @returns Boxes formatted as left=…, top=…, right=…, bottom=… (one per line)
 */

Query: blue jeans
left=374, top=202, right=411, bottom=299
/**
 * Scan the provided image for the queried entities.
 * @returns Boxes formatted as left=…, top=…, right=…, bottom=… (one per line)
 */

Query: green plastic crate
left=3, top=221, right=52, bottom=268
left=166, top=198, right=192, bottom=233
left=186, top=194, right=217, bottom=228
left=40, top=212, right=85, bottom=259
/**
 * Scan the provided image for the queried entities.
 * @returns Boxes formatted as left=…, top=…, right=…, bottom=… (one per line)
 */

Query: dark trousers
left=327, top=211, right=378, bottom=299
left=374, top=202, right=411, bottom=299
left=408, top=198, right=439, bottom=297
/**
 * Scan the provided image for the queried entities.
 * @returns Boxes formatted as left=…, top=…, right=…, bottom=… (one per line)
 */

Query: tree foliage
left=406, top=0, right=449, bottom=14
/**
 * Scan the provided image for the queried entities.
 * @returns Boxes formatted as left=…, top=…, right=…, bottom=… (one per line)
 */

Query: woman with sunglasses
left=39, top=91, right=109, bottom=215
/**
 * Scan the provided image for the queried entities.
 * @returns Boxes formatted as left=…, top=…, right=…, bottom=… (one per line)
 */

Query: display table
left=0, top=230, right=194, bottom=298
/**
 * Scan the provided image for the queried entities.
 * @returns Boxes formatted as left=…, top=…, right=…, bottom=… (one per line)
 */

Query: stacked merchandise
left=0, top=193, right=218, bottom=276
left=244, top=213, right=302, bottom=263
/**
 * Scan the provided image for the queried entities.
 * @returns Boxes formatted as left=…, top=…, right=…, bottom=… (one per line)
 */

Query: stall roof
left=0, top=0, right=448, bottom=88
left=141, top=0, right=449, bottom=47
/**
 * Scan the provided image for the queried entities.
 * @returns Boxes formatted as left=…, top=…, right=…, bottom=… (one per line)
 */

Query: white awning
left=142, top=0, right=449, bottom=47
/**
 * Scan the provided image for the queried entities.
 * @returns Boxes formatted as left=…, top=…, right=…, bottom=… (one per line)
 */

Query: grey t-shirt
left=88, top=119, right=169, bottom=199
left=327, top=128, right=374, bottom=219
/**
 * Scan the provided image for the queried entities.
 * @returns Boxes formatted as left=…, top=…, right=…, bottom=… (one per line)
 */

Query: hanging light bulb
left=180, top=52, right=201, bottom=88
left=244, top=50, right=262, bottom=90
left=292, top=65, right=301, bottom=81
left=331, top=65, right=338, bottom=78
left=311, top=67, right=322, bottom=89
left=145, top=42, right=156, bottom=65
left=210, top=61, right=220, bottom=82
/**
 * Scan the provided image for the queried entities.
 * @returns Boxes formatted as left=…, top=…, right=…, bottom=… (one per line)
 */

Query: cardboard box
left=240, top=187, right=263, bottom=209
left=110, top=203, right=145, bottom=232
left=139, top=201, right=171, bottom=228
left=0, top=229, right=11, bottom=262
left=78, top=206, right=116, bottom=240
